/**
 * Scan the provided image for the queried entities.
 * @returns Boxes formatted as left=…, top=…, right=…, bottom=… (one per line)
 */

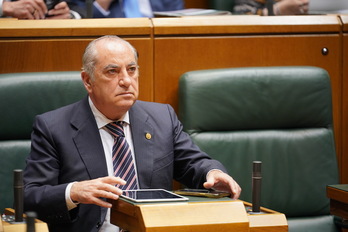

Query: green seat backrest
left=0, top=72, right=85, bottom=140
left=209, top=0, right=235, bottom=11
left=179, top=67, right=339, bottom=226
left=0, top=72, right=86, bottom=213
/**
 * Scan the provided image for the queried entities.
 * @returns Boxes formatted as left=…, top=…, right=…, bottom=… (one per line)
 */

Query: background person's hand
left=46, top=1, right=71, bottom=19
left=2, top=0, right=47, bottom=19
left=275, top=0, right=309, bottom=15
left=70, top=176, right=126, bottom=208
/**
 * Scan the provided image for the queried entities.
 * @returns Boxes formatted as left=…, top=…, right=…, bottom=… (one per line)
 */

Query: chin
left=117, top=99, right=136, bottom=109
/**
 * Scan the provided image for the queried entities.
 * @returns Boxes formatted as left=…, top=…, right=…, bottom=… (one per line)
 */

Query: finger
left=46, top=2, right=69, bottom=17
left=31, top=0, right=47, bottom=18
left=302, top=5, right=309, bottom=13
left=102, top=176, right=127, bottom=186
left=203, top=180, right=214, bottom=189
left=25, top=10, right=35, bottom=19
left=22, top=4, right=35, bottom=19
left=93, top=198, right=113, bottom=208
left=302, top=0, right=309, bottom=5
left=54, top=1, right=67, bottom=9
left=92, top=188, right=121, bottom=202
left=88, top=192, right=117, bottom=208
left=101, top=183, right=124, bottom=196
left=32, top=9, right=41, bottom=19
left=231, top=183, right=241, bottom=200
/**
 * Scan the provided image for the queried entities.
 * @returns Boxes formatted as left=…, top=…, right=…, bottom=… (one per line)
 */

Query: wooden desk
left=327, top=185, right=348, bottom=231
left=109, top=196, right=287, bottom=232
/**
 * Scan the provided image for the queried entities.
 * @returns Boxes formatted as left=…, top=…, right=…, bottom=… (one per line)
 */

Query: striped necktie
left=105, top=121, right=138, bottom=190
left=123, top=0, right=142, bottom=18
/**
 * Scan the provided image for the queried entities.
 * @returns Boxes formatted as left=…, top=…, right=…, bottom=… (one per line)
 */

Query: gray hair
left=82, top=35, right=138, bottom=80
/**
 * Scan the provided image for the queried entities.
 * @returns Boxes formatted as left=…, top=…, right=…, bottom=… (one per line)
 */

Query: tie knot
left=105, top=121, right=125, bottom=138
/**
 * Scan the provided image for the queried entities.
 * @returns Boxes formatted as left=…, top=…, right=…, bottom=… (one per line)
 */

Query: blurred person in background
left=0, top=0, right=83, bottom=19
left=70, top=0, right=184, bottom=18
left=234, top=0, right=309, bottom=15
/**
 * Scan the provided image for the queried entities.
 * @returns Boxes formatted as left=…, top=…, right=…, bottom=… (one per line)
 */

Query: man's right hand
left=70, top=176, right=126, bottom=208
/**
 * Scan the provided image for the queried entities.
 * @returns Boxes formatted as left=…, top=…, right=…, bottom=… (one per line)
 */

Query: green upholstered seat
left=209, top=0, right=235, bottom=11
left=179, top=66, right=339, bottom=232
left=0, top=72, right=86, bottom=213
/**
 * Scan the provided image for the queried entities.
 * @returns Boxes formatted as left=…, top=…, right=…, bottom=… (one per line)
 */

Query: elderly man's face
left=83, top=39, right=139, bottom=120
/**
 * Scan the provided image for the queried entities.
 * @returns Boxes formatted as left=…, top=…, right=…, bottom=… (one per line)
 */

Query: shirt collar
left=88, top=97, right=130, bottom=129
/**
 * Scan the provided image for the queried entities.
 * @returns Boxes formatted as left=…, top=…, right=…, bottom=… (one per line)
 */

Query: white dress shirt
left=65, top=97, right=139, bottom=232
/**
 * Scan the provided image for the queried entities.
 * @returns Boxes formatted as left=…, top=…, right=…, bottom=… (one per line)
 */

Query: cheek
left=132, top=78, right=139, bottom=90
left=93, top=81, right=115, bottom=97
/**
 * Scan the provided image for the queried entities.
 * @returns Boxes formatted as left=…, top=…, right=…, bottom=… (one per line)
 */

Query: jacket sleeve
left=23, top=115, right=77, bottom=224
left=168, top=104, right=228, bottom=188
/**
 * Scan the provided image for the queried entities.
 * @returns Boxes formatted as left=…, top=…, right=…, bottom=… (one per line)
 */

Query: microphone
left=252, top=161, right=262, bottom=213
left=26, top=211, right=37, bottom=232
left=14, top=169, right=24, bottom=222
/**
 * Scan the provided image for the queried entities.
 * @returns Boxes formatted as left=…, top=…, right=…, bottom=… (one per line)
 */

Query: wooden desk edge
left=327, top=185, right=348, bottom=204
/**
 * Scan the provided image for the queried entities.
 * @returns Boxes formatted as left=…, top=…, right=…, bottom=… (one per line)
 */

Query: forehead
left=94, top=39, right=136, bottom=64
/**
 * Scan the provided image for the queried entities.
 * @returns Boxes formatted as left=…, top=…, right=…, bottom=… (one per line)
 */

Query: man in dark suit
left=70, top=0, right=184, bottom=18
left=23, top=35, right=241, bottom=232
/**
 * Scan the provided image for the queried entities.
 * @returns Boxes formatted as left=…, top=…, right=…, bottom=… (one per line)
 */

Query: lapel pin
left=145, top=133, right=152, bottom=140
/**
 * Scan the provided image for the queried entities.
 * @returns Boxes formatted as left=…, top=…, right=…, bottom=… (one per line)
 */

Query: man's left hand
left=203, top=170, right=242, bottom=200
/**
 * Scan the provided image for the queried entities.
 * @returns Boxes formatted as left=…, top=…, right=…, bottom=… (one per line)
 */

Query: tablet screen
left=120, top=189, right=189, bottom=203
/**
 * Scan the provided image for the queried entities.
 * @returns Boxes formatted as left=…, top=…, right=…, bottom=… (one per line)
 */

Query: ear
left=81, top=71, right=92, bottom=93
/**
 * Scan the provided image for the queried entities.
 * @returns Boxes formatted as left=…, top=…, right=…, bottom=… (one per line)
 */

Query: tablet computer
left=120, top=189, right=189, bottom=203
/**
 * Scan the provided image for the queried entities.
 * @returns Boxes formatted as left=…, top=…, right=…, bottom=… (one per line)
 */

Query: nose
left=118, top=70, right=131, bottom=87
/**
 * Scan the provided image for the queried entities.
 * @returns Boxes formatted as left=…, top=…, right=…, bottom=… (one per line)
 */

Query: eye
left=107, top=69, right=118, bottom=75
left=127, top=66, right=138, bottom=74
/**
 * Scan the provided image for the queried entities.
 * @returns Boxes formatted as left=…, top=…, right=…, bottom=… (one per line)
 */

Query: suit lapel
left=129, top=102, right=154, bottom=189
left=71, top=97, right=108, bottom=180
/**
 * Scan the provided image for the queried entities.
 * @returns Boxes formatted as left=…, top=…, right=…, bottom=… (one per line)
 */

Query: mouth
left=117, top=92, right=134, bottom=97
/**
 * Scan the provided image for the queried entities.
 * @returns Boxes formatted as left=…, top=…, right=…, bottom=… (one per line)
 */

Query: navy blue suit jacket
left=70, top=0, right=184, bottom=18
left=23, top=96, right=227, bottom=232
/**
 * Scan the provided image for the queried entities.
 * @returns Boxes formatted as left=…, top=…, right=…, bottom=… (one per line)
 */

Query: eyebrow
left=103, top=62, right=137, bottom=71
left=103, top=64, right=119, bottom=71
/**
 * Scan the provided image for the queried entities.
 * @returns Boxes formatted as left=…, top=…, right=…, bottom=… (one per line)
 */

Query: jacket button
left=96, top=222, right=102, bottom=228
